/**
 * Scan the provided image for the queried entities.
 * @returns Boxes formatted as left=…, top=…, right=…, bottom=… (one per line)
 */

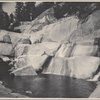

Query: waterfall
left=43, top=57, right=71, bottom=76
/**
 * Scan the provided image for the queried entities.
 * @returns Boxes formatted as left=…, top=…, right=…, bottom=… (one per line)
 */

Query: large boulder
left=0, top=43, right=13, bottom=56
left=14, top=55, right=49, bottom=71
left=30, top=32, right=43, bottom=44
left=89, top=84, right=100, bottom=98
left=14, top=42, right=60, bottom=71
left=0, top=30, right=8, bottom=42
left=14, top=42, right=60, bottom=72
left=8, top=32, right=30, bottom=46
left=68, top=56, right=100, bottom=79
left=14, top=22, right=31, bottom=33
left=23, top=7, right=57, bottom=33
left=43, top=16, right=79, bottom=43
left=71, top=44, right=98, bottom=56
left=11, top=66, right=37, bottom=76
left=15, top=42, right=60, bottom=57
left=14, top=44, right=30, bottom=58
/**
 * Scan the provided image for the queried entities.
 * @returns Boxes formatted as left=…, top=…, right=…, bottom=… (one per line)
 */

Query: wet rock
left=0, top=83, right=28, bottom=97
left=0, top=83, right=12, bottom=94
left=2, top=57, right=10, bottom=62
left=11, top=66, right=37, bottom=76
left=10, top=93, right=28, bottom=98
left=89, top=84, right=100, bottom=98
left=25, top=91, right=32, bottom=94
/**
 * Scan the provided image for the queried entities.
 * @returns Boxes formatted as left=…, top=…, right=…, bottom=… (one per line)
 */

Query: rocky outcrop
left=14, top=44, right=30, bottom=58
left=1, top=9, right=100, bottom=80
left=23, top=7, right=57, bottom=34
left=14, top=55, right=49, bottom=71
left=11, top=66, right=37, bottom=76
left=71, top=44, right=98, bottom=56
left=89, top=84, right=100, bottom=98
left=68, top=56, right=100, bottom=79
left=42, top=16, right=79, bottom=43
left=30, top=32, right=43, bottom=44
left=79, top=10, right=100, bottom=35
left=8, top=32, right=30, bottom=46
left=43, top=55, right=100, bottom=79
left=13, top=42, right=60, bottom=73
left=15, top=42, right=60, bottom=57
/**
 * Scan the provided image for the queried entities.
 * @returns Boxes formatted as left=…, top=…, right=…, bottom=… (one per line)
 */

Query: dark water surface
left=0, top=74, right=97, bottom=98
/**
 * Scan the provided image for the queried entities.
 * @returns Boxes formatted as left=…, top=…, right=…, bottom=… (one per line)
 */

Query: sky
left=2, top=2, right=42, bottom=15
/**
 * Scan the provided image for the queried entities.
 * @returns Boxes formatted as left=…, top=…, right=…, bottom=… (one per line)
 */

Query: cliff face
left=1, top=7, right=100, bottom=81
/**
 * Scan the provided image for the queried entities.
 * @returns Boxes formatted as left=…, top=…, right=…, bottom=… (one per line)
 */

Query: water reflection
left=0, top=74, right=96, bottom=98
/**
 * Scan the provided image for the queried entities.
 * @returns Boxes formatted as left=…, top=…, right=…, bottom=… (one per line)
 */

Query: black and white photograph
left=0, top=1, right=100, bottom=98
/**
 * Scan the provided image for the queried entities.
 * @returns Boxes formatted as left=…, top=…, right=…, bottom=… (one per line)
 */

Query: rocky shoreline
left=0, top=81, right=28, bottom=98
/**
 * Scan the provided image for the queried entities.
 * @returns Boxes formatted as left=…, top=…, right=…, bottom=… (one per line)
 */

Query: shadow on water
left=0, top=74, right=97, bottom=98
left=0, top=58, right=11, bottom=77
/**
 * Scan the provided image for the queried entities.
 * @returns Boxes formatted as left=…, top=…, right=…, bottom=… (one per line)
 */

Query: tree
left=0, top=8, right=10, bottom=30
left=9, top=13, right=14, bottom=23
left=2, top=12, right=10, bottom=30
left=36, top=2, right=54, bottom=19
left=15, top=2, right=23, bottom=21
left=25, top=2, right=36, bottom=21
left=15, top=2, right=36, bottom=21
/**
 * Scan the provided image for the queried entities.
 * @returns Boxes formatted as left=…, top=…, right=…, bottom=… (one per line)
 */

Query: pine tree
left=15, top=2, right=23, bottom=21
left=9, top=13, right=14, bottom=23
left=25, top=2, right=36, bottom=21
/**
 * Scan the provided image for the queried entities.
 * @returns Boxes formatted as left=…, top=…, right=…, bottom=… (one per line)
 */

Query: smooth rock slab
left=11, top=66, right=37, bottom=76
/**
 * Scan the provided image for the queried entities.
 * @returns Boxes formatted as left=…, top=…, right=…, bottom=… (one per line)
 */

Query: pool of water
left=0, top=74, right=97, bottom=98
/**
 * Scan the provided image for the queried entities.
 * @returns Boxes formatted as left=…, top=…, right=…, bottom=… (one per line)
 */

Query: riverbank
left=0, top=81, right=28, bottom=98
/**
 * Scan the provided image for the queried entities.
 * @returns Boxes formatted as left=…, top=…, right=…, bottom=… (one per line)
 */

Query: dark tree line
left=15, top=2, right=100, bottom=21
left=0, top=2, right=55, bottom=31
left=15, top=2, right=54, bottom=21
left=0, top=9, right=10, bottom=30
left=15, top=2, right=36, bottom=21
left=1, top=2, right=100, bottom=31
left=53, top=2, right=100, bottom=19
